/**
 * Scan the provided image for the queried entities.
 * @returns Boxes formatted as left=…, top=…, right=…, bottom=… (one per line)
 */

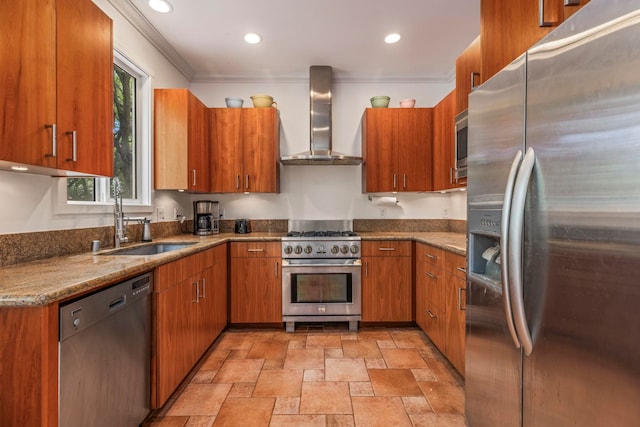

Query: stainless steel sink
left=102, top=242, right=196, bottom=256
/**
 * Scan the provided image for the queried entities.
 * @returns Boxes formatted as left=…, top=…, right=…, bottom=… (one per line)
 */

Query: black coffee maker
left=193, top=200, right=219, bottom=235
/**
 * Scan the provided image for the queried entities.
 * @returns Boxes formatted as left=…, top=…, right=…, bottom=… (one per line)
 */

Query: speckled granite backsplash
left=0, top=219, right=464, bottom=267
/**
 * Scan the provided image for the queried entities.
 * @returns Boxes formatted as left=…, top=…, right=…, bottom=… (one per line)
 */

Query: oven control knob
left=318, top=244, right=325, bottom=253
left=294, top=245, right=303, bottom=254
left=331, top=245, right=340, bottom=254
left=341, top=245, right=349, bottom=254
left=304, top=245, right=313, bottom=254
left=350, top=245, right=359, bottom=254
left=284, top=245, right=293, bottom=255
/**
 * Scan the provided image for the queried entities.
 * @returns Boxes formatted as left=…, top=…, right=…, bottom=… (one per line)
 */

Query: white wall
left=190, top=79, right=467, bottom=221
left=0, top=2, right=467, bottom=235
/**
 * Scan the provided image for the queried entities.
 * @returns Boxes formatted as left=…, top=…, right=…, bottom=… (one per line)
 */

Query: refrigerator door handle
left=508, top=147, right=535, bottom=355
left=501, top=150, right=523, bottom=350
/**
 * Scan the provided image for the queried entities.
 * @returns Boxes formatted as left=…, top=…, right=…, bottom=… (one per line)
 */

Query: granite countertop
left=0, top=231, right=465, bottom=307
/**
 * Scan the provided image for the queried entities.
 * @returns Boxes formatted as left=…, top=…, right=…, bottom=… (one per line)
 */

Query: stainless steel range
left=282, top=220, right=361, bottom=332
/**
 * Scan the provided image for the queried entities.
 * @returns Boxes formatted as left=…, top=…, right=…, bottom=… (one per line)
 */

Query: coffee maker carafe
left=193, top=200, right=219, bottom=235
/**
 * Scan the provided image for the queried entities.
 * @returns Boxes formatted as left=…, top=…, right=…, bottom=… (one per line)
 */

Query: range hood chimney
left=280, top=66, right=362, bottom=165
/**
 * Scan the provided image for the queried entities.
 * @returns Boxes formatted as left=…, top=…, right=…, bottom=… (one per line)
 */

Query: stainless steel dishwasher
left=59, top=272, right=152, bottom=427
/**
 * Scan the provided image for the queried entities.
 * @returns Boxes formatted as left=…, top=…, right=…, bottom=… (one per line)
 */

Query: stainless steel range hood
left=280, top=66, right=362, bottom=165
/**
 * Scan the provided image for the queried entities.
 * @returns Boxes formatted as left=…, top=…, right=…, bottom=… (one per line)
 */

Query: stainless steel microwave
left=455, top=109, right=468, bottom=179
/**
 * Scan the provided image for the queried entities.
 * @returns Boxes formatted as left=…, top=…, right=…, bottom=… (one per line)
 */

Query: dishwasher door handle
left=109, top=295, right=126, bottom=311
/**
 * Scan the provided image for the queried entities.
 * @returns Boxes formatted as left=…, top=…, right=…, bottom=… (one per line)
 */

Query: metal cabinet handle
left=564, top=0, right=579, bottom=5
left=427, top=310, right=437, bottom=319
left=193, top=281, right=199, bottom=303
left=245, top=175, right=249, bottom=190
left=365, top=261, right=368, bottom=277
left=425, top=253, right=438, bottom=260
left=66, top=131, right=77, bottom=161
left=378, top=247, right=396, bottom=251
left=403, top=174, right=407, bottom=189
left=201, top=278, right=206, bottom=299
left=425, top=271, right=437, bottom=279
left=392, top=174, right=397, bottom=189
left=247, top=248, right=265, bottom=252
left=458, top=288, right=466, bottom=311
left=538, top=0, right=556, bottom=27
left=275, top=261, right=279, bottom=278
left=45, top=123, right=57, bottom=157
left=470, top=72, right=480, bottom=91
left=456, top=267, right=466, bottom=273
left=236, top=175, right=240, bottom=189
left=192, top=170, right=197, bottom=186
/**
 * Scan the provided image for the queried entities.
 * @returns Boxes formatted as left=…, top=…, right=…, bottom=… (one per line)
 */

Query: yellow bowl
left=251, top=94, right=277, bottom=108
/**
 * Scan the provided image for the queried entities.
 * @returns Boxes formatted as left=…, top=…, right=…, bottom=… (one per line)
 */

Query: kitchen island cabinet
left=361, top=108, right=433, bottom=193
left=1, top=0, right=113, bottom=176
left=361, top=240, right=413, bottom=322
left=153, top=245, right=227, bottom=408
left=154, top=89, right=210, bottom=192
left=230, top=241, right=282, bottom=323
left=210, top=108, right=280, bottom=193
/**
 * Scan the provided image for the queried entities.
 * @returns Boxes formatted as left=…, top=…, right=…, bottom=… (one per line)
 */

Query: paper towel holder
left=368, top=195, right=399, bottom=205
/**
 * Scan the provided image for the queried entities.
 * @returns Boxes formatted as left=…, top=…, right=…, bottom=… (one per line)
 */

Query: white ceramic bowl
left=399, top=98, right=416, bottom=108
left=225, top=97, right=244, bottom=108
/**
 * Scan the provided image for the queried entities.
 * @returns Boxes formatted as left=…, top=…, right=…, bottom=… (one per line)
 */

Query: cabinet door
left=0, top=0, right=57, bottom=168
left=242, top=108, right=280, bottom=193
left=455, top=36, right=481, bottom=114
left=424, top=264, right=445, bottom=350
left=415, top=244, right=429, bottom=332
left=155, top=276, right=198, bottom=407
left=212, top=245, right=228, bottom=337
left=57, top=0, right=113, bottom=176
left=187, top=94, right=209, bottom=192
left=210, top=108, right=243, bottom=192
left=433, top=91, right=458, bottom=191
left=362, top=109, right=398, bottom=192
left=231, top=257, right=281, bottom=323
left=445, top=252, right=467, bottom=375
left=398, top=109, right=433, bottom=191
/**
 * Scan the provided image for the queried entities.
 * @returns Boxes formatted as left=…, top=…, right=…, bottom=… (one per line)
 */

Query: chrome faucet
left=113, top=178, right=128, bottom=248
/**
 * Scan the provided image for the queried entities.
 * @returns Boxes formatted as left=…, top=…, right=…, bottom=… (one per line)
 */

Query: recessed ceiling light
left=244, top=32, right=262, bottom=44
left=148, top=0, right=173, bottom=13
left=384, top=33, right=401, bottom=44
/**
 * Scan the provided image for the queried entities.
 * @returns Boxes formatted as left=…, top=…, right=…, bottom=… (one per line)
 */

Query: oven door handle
left=282, top=263, right=361, bottom=268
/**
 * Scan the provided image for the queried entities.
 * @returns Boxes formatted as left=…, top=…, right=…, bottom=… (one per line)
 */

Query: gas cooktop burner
left=286, top=230, right=358, bottom=238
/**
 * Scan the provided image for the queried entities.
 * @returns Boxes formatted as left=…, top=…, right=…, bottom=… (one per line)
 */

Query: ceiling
left=110, top=0, right=480, bottom=83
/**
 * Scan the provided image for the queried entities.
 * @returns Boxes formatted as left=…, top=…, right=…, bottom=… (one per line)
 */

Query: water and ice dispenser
left=468, top=207, right=503, bottom=284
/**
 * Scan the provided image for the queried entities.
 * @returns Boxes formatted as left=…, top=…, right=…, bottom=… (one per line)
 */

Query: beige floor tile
left=376, top=339, right=397, bottom=348
left=349, top=381, right=374, bottom=397
left=199, top=350, right=228, bottom=371
left=167, top=383, right=232, bottom=416
left=185, top=416, right=215, bottom=427
left=409, top=413, right=467, bottom=427
left=411, top=367, right=438, bottom=382
left=247, top=340, right=289, bottom=359
left=402, top=396, right=433, bottom=414
left=340, top=333, right=358, bottom=341
left=287, top=339, right=307, bottom=349
left=342, top=340, right=382, bottom=359
left=215, top=332, right=256, bottom=350
left=191, top=370, right=217, bottom=384
left=299, top=382, right=352, bottom=414
left=213, top=358, right=264, bottom=383
left=325, top=358, right=369, bottom=382
left=392, top=330, right=431, bottom=349
left=369, top=369, right=423, bottom=396
left=365, top=357, right=387, bottom=369
left=418, top=382, right=465, bottom=414
left=325, top=348, right=344, bottom=358
left=263, top=358, right=285, bottom=370
left=145, top=416, right=189, bottom=427
left=283, top=348, right=325, bottom=370
left=269, top=414, right=326, bottom=426
left=226, top=349, right=248, bottom=359
left=357, top=329, right=392, bottom=341
left=426, top=358, right=463, bottom=385
left=306, top=334, right=343, bottom=348
left=227, top=382, right=255, bottom=398
left=213, top=397, right=274, bottom=427
left=253, top=369, right=304, bottom=397
left=326, top=414, right=355, bottom=427
left=351, top=396, right=413, bottom=427
left=381, top=348, right=429, bottom=369
left=273, top=397, right=300, bottom=414
left=303, top=369, right=325, bottom=381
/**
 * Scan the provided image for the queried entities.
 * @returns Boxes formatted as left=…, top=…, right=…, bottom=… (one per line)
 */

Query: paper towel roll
left=369, top=196, right=398, bottom=206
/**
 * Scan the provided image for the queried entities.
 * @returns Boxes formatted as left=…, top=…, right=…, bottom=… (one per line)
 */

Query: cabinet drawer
left=361, top=240, right=411, bottom=257
left=416, top=243, right=445, bottom=270
left=231, top=241, right=281, bottom=258
left=446, top=252, right=467, bottom=280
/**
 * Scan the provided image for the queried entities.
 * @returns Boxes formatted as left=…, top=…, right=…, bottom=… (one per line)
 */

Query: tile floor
left=145, top=326, right=465, bottom=427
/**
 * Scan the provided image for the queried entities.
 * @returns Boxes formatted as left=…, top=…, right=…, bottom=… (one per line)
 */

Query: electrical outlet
left=379, top=208, right=387, bottom=218
left=157, top=207, right=166, bottom=221
left=219, top=208, right=225, bottom=219
left=442, top=208, right=449, bottom=218
left=173, top=208, right=179, bottom=220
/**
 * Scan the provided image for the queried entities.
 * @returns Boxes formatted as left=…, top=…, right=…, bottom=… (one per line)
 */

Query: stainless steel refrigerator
left=465, top=1, right=640, bottom=426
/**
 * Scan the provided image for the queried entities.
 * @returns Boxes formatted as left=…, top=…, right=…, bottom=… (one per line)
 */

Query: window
left=60, top=51, right=151, bottom=211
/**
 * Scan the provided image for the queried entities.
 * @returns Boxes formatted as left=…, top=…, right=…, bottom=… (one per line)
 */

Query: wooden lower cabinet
left=153, top=245, right=227, bottom=408
left=230, top=241, right=282, bottom=323
left=361, top=240, right=412, bottom=322
left=416, top=242, right=467, bottom=376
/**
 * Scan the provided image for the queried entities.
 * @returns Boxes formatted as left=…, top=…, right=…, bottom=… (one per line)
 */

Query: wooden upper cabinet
left=455, top=36, right=481, bottom=115
left=210, top=108, right=280, bottom=193
left=481, top=0, right=589, bottom=83
left=0, top=0, right=113, bottom=176
left=362, top=108, right=433, bottom=193
left=433, top=90, right=465, bottom=191
left=154, top=89, right=210, bottom=192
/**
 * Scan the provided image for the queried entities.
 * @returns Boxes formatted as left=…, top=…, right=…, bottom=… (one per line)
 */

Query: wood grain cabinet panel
left=455, top=36, right=481, bottom=115
left=361, top=240, right=412, bottom=322
left=445, top=251, right=467, bottom=376
left=210, top=108, right=280, bottom=193
left=433, top=90, right=466, bottom=191
left=0, top=0, right=113, bottom=176
left=362, top=108, right=433, bottom=193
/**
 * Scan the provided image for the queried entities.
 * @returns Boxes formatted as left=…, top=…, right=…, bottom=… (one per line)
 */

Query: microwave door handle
left=508, top=147, right=536, bottom=356
left=501, top=150, right=524, bottom=350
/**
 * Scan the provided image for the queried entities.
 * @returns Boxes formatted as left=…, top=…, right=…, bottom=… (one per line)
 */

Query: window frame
left=55, top=50, right=153, bottom=215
